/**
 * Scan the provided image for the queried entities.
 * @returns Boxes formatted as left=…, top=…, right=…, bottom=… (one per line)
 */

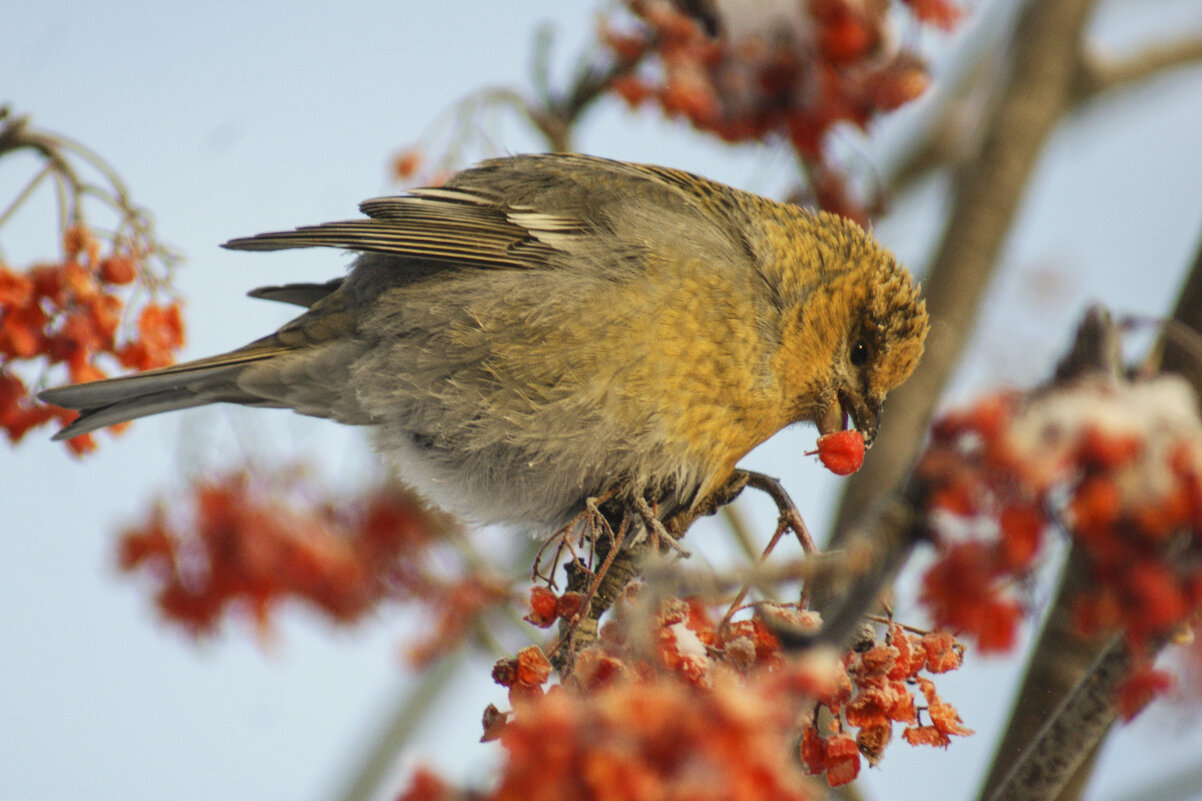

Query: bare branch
left=975, top=544, right=1112, bottom=801
left=880, top=1, right=1014, bottom=196
left=670, top=0, right=721, bottom=37
left=332, top=653, right=464, bottom=801
left=0, top=107, right=179, bottom=277
left=887, top=28, right=1202, bottom=203
left=981, top=632, right=1135, bottom=801
left=0, top=110, right=86, bottom=222
left=640, top=549, right=876, bottom=602
left=1157, top=226, right=1202, bottom=409
left=1074, top=35, right=1202, bottom=100
left=801, top=489, right=927, bottom=649
left=534, top=52, right=643, bottom=152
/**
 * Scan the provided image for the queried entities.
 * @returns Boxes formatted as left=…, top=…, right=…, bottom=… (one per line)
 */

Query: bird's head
left=815, top=243, right=928, bottom=447
left=817, top=284, right=927, bottom=447
left=766, top=211, right=929, bottom=448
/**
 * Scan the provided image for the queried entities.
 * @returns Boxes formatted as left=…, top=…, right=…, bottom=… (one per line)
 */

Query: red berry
left=815, top=430, right=865, bottom=475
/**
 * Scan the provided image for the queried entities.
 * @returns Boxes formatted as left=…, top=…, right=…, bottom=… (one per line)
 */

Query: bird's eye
left=850, top=341, right=869, bottom=366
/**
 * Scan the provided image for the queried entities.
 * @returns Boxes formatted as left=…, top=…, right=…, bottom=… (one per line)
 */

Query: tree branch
left=332, top=653, right=464, bottom=801
left=1074, top=35, right=1202, bottom=101
left=1157, top=226, right=1202, bottom=409
left=524, top=45, right=644, bottom=152
left=830, top=0, right=1102, bottom=537
left=980, top=632, right=1135, bottom=801
left=975, top=308, right=1122, bottom=801
left=887, top=29, right=1202, bottom=208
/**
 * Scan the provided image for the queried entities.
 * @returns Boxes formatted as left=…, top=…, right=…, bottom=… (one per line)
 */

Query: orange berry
left=1077, top=425, right=1142, bottom=469
left=998, top=504, right=1044, bottom=569
left=392, top=147, right=423, bottom=181
left=524, top=586, right=559, bottom=628
left=99, top=255, right=137, bottom=285
left=611, top=74, right=653, bottom=106
left=554, top=590, right=586, bottom=622
left=514, top=645, right=552, bottom=687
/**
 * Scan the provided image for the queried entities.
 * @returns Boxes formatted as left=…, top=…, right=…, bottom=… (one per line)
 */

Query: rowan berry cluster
left=918, top=377, right=1202, bottom=715
left=115, top=468, right=490, bottom=642
left=801, top=623, right=968, bottom=786
left=600, top=0, right=960, bottom=218
left=468, top=586, right=968, bottom=798
left=1, top=111, right=185, bottom=453
left=0, top=224, right=183, bottom=453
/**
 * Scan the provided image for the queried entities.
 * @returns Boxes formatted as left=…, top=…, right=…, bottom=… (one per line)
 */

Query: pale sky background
left=4, top=2, right=1202, bottom=801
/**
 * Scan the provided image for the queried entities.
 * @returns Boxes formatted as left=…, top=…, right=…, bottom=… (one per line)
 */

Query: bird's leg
left=553, top=489, right=642, bottom=672
left=663, top=470, right=751, bottom=537
left=553, top=484, right=705, bottom=673
left=533, top=489, right=619, bottom=585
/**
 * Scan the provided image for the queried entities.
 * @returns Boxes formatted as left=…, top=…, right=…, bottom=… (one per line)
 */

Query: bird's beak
left=817, top=398, right=848, bottom=438
left=817, top=391, right=882, bottom=448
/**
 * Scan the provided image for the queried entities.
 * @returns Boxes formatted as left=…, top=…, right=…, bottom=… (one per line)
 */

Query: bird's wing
left=223, top=154, right=754, bottom=273
left=223, top=184, right=581, bottom=271
left=441, top=154, right=759, bottom=270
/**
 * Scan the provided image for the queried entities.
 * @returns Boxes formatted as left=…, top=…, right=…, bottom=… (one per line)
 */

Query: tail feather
left=41, top=272, right=365, bottom=439
left=247, top=279, right=344, bottom=308
left=39, top=351, right=283, bottom=440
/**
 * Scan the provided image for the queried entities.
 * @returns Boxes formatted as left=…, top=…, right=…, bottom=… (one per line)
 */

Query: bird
left=40, top=153, right=929, bottom=530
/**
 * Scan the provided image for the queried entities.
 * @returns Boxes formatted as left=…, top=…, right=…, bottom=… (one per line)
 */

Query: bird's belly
left=351, top=267, right=784, bottom=528
left=371, top=421, right=709, bottom=530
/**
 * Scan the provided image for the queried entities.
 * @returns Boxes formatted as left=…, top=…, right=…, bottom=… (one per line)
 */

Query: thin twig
left=331, top=652, right=465, bottom=801
left=739, top=470, right=819, bottom=553
left=632, top=495, right=691, bottom=557
left=552, top=511, right=627, bottom=656
left=719, top=503, right=759, bottom=562
left=719, top=515, right=791, bottom=632
left=0, top=162, right=54, bottom=231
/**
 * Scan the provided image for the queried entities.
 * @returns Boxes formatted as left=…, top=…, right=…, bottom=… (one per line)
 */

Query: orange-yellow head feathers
left=757, top=208, right=928, bottom=448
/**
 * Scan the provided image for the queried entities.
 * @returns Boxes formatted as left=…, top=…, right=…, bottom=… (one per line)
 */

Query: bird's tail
left=40, top=276, right=357, bottom=440
left=39, top=344, right=295, bottom=440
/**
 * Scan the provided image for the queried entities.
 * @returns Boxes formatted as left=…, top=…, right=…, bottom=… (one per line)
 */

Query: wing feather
left=224, top=185, right=581, bottom=270
left=222, top=154, right=755, bottom=274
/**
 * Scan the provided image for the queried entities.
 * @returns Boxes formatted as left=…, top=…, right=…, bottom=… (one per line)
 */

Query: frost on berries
left=918, top=377, right=1202, bottom=710
left=472, top=590, right=969, bottom=797
left=798, top=622, right=970, bottom=786
left=599, top=0, right=961, bottom=219
left=485, top=675, right=819, bottom=801
left=473, top=600, right=840, bottom=800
